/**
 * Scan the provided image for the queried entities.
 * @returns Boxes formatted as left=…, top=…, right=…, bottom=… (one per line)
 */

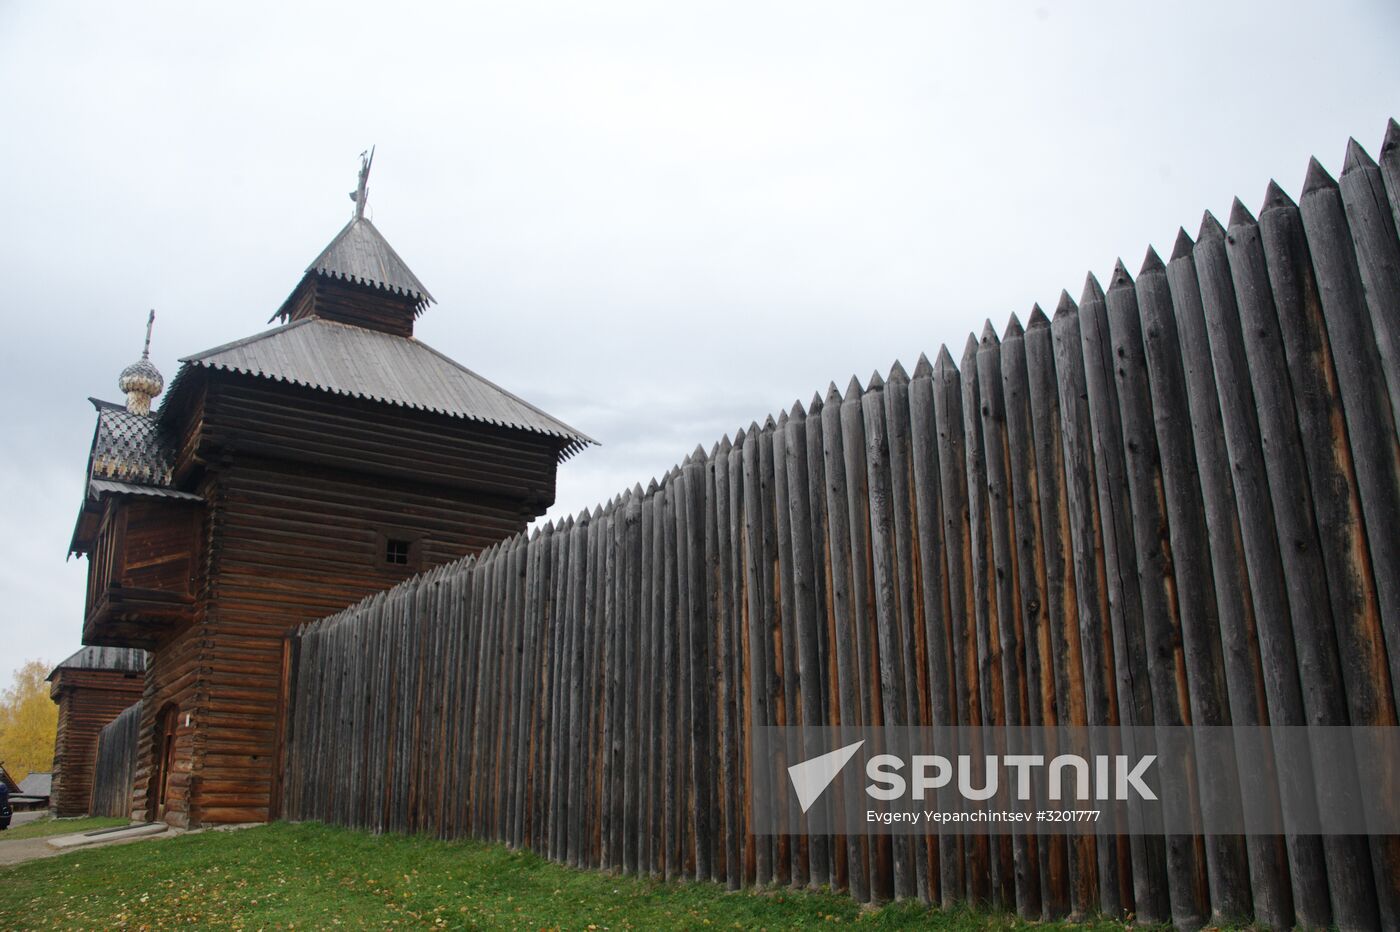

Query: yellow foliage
left=0, top=659, right=58, bottom=782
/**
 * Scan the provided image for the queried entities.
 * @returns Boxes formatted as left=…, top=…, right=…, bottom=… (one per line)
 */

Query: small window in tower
left=385, top=538, right=411, bottom=566
left=376, top=530, right=423, bottom=571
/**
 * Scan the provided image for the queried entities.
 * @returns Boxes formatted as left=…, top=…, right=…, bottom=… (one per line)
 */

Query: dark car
left=0, top=780, right=11, bottom=830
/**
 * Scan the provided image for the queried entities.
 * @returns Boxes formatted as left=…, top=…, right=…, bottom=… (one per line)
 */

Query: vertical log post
left=821, top=383, right=870, bottom=903
left=1079, top=271, right=1169, bottom=922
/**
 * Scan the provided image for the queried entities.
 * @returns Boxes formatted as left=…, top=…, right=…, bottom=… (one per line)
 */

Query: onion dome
left=120, top=310, right=164, bottom=416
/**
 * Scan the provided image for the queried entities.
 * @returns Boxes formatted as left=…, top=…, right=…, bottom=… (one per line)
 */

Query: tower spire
left=349, top=146, right=374, bottom=219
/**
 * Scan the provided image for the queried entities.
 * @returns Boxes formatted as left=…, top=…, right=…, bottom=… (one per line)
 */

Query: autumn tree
left=0, top=660, right=57, bottom=782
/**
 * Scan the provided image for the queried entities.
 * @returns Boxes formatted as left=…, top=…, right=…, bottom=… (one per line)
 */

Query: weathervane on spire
left=349, top=146, right=375, bottom=219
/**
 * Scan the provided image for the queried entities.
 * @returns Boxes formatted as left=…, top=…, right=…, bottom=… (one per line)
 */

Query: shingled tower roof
left=272, top=214, right=434, bottom=323
left=47, top=646, right=147, bottom=681
left=162, top=150, right=594, bottom=459
left=165, top=318, right=594, bottom=458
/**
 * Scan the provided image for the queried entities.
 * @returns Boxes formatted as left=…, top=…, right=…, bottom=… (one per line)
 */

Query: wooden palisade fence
left=281, top=123, right=1400, bottom=929
left=91, top=702, right=141, bottom=819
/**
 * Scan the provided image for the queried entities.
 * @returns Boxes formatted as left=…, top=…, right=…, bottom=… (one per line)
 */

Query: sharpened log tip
left=1079, top=272, right=1104, bottom=305
left=961, top=333, right=979, bottom=366
left=1228, top=197, right=1256, bottom=228
left=1139, top=246, right=1165, bottom=275
left=1109, top=258, right=1133, bottom=290
left=1342, top=137, right=1377, bottom=174
left=912, top=352, right=933, bottom=379
left=1262, top=180, right=1295, bottom=213
left=934, top=345, right=958, bottom=373
left=1197, top=210, right=1226, bottom=241
left=1170, top=227, right=1194, bottom=262
left=1384, top=118, right=1400, bottom=155
left=1302, top=156, right=1338, bottom=195
left=1054, top=289, right=1077, bottom=319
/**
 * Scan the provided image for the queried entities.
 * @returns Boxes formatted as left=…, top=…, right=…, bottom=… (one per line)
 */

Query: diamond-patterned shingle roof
left=86, top=399, right=176, bottom=487
left=70, top=400, right=198, bottom=555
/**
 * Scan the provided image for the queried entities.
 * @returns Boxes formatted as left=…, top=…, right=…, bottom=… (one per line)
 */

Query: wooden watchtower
left=69, top=157, right=592, bottom=826
left=46, top=647, right=146, bottom=817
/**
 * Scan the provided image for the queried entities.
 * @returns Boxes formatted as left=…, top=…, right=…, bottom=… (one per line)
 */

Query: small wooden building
left=69, top=165, right=593, bottom=826
left=12, top=772, right=53, bottom=812
left=47, top=646, right=146, bottom=817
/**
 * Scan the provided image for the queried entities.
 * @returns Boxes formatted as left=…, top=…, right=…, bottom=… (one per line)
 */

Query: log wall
left=282, top=126, right=1400, bottom=927
left=118, top=367, right=567, bottom=827
left=126, top=454, right=544, bottom=827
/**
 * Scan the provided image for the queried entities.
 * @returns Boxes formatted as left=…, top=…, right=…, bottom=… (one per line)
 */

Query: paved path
left=0, top=837, right=63, bottom=867
left=0, top=823, right=182, bottom=869
left=0, top=810, right=64, bottom=865
left=0, top=821, right=256, bottom=869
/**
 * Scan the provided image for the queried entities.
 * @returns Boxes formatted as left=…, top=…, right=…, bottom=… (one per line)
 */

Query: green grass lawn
left=0, top=821, right=1134, bottom=930
left=0, top=815, right=129, bottom=841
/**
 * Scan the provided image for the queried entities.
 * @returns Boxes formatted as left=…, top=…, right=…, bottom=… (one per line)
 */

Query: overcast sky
left=2, top=1, right=1397, bottom=685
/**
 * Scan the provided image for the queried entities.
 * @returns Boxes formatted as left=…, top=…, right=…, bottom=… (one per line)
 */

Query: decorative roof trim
left=88, top=479, right=202, bottom=503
